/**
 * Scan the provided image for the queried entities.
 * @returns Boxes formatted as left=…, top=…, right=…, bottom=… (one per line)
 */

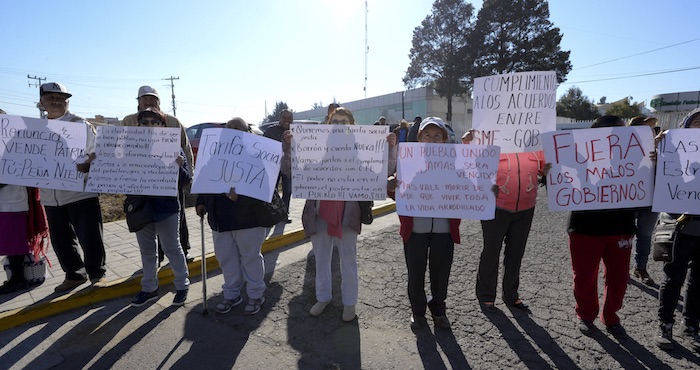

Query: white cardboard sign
left=652, top=129, right=700, bottom=213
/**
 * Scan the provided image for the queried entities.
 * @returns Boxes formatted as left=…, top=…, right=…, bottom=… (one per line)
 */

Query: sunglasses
left=138, top=119, right=163, bottom=126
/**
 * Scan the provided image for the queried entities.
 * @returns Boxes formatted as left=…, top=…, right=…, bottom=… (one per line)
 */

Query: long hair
left=329, top=107, right=355, bottom=125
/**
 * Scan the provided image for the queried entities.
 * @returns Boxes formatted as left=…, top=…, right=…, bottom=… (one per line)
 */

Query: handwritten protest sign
left=86, top=126, right=181, bottom=196
left=396, top=143, right=500, bottom=219
left=472, top=71, right=557, bottom=153
left=653, top=129, right=700, bottom=213
left=191, top=128, right=281, bottom=202
left=0, top=114, right=88, bottom=191
left=542, top=126, right=654, bottom=211
left=291, top=124, right=389, bottom=201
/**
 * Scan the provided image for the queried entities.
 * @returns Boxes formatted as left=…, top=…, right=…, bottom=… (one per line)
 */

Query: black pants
left=404, top=232, right=454, bottom=317
left=658, top=232, right=700, bottom=325
left=45, top=197, right=106, bottom=280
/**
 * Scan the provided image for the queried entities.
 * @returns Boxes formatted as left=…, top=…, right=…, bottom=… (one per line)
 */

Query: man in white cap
left=121, top=86, right=193, bottom=260
left=38, top=82, right=107, bottom=291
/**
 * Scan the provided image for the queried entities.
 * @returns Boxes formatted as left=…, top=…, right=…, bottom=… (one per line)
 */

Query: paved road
left=1, top=188, right=699, bottom=369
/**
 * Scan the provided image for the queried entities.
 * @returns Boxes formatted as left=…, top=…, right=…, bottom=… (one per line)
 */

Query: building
left=292, top=87, right=473, bottom=138
left=650, top=91, right=700, bottom=130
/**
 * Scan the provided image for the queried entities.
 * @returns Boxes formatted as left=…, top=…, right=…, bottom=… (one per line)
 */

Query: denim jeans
left=633, top=209, right=658, bottom=270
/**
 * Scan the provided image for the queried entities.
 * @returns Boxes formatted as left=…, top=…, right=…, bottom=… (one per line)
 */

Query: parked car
left=186, top=122, right=263, bottom=166
left=258, top=119, right=320, bottom=134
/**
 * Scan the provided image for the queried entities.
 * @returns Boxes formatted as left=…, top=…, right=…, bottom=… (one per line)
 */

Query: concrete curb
left=0, top=203, right=396, bottom=332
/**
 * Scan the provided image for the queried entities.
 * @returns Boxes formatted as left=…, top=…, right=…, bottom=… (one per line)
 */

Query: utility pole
left=27, top=75, right=46, bottom=117
left=364, top=0, right=368, bottom=98
left=162, top=76, right=179, bottom=116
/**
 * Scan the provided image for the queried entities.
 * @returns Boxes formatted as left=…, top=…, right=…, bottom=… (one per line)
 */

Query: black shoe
left=656, top=323, right=674, bottom=350
left=578, top=319, right=595, bottom=336
left=507, top=300, right=530, bottom=311
left=410, top=315, right=428, bottom=330
left=285, top=218, right=292, bottom=224
left=0, top=279, right=29, bottom=294
left=606, top=323, right=628, bottom=339
left=480, top=301, right=497, bottom=313
left=432, top=314, right=450, bottom=330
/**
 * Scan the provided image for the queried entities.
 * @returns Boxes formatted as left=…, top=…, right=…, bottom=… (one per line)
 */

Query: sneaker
left=54, top=276, right=88, bottom=293
left=0, top=279, right=29, bottom=294
left=216, top=296, right=243, bottom=314
left=244, top=297, right=265, bottom=315
left=606, top=323, right=628, bottom=339
left=656, top=323, right=674, bottom=350
left=578, top=319, right=595, bottom=336
left=309, top=301, right=330, bottom=316
left=131, top=290, right=159, bottom=307
left=342, top=305, right=356, bottom=322
left=90, top=276, right=107, bottom=287
left=632, top=268, right=655, bottom=286
left=185, top=253, right=194, bottom=262
left=410, top=315, right=428, bottom=330
left=432, top=314, right=451, bottom=330
left=172, top=290, right=188, bottom=306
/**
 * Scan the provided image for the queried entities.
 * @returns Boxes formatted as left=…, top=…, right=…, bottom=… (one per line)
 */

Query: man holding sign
left=38, top=82, right=106, bottom=292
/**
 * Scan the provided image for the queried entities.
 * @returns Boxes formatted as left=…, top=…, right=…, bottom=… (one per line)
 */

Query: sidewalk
left=0, top=197, right=396, bottom=331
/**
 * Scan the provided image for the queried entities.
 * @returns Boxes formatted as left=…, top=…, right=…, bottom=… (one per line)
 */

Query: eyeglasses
left=138, top=119, right=163, bottom=126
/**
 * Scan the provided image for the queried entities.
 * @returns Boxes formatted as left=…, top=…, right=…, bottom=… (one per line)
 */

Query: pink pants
left=568, top=232, right=633, bottom=326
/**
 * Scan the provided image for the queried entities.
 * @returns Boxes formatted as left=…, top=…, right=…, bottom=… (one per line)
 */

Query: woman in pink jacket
left=463, top=131, right=550, bottom=311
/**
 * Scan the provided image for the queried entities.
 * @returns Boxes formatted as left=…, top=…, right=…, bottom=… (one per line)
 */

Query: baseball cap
left=418, top=117, right=448, bottom=138
left=137, top=86, right=159, bottom=99
left=40, top=82, right=72, bottom=98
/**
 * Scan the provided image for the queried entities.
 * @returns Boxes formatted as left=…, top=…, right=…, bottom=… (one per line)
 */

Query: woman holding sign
left=285, top=107, right=397, bottom=322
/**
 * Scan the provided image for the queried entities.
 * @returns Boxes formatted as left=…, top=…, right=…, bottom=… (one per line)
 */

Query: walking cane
left=200, top=217, right=208, bottom=315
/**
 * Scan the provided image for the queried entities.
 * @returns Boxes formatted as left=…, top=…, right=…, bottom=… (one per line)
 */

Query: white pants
left=310, top=218, right=359, bottom=306
left=212, top=227, right=266, bottom=300
left=136, top=213, right=190, bottom=292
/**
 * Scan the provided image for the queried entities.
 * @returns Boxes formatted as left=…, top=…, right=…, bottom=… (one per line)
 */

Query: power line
left=563, top=65, right=700, bottom=84
left=574, top=37, right=700, bottom=70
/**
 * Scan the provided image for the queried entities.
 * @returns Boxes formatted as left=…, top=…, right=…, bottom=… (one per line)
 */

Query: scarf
left=27, top=187, right=50, bottom=264
left=319, top=200, right=345, bottom=238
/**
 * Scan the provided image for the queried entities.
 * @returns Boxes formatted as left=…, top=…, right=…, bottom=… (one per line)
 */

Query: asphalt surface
left=1, top=188, right=700, bottom=369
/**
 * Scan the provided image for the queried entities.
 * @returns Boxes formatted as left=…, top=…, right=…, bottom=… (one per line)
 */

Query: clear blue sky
left=1, top=0, right=699, bottom=126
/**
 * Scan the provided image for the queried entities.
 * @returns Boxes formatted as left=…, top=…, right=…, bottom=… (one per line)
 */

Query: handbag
left=358, top=201, right=374, bottom=225
left=124, top=196, right=154, bottom=232
left=254, top=192, right=287, bottom=227
left=652, top=212, right=678, bottom=262
left=3, top=254, right=46, bottom=285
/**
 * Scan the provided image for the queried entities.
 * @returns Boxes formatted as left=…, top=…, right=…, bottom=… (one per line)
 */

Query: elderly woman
left=284, top=107, right=397, bottom=322
left=127, top=107, right=191, bottom=308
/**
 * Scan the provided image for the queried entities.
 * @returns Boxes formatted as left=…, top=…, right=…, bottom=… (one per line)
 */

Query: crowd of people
left=0, top=83, right=698, bottom=352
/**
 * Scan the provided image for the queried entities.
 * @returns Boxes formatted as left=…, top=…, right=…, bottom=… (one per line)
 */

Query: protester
left=127, top=108, right=190, bottom=307
left=263, top=109, right=293, bottom=223
left=462, top=130, right=550, bottom=312
left=38, top=82, right=107, bottom=292
left=196, top=118, right=285, bottom=315
left=388, top=117, right=461, bottom=330
left=121, top=86, right=193, bottom=261
left=284, top=106, right=397, bottom=322
left=655, top=109, right=700, bottom=350
left=628, top=116, right=660, bottom=286
left=566, top=115, right=638, bottom=338
left=321, top=102, right=340, bottom=124
left=407, top=116, right=422, bottom=142
left=393, top=119, right=410, bottom=143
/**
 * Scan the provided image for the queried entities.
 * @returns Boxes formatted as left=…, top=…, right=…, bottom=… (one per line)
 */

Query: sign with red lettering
left=653, top=129, right=700, bottom=213
left=542, top=126, right=655, bottom=211
left=472, top=71, right=557, bottom=153
left=396, top=142, right=500, bottom=219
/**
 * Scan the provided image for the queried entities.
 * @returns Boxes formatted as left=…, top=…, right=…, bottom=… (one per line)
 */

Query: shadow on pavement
left=510, top=308, right=579, bottom=369
left=414, top=328, right=471, bottom=369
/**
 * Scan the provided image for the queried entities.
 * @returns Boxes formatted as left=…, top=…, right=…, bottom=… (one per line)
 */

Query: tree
left=605, top=98, right=641, bottom=118
left=598, top=96, right=607, bottom=104
left=312, top=102, right=324, bottom=110
left=556, top=86, right=599, bottom=120
left=404, top=0, right=477, bottom=122
left=472, top=0, right=572, bottom=83
left=263, top=101, right=290, bottom=123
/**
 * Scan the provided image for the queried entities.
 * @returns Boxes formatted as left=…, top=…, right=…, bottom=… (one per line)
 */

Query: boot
left=655, top=322, right=673, bottom=350
left=0, top=255, right=29, bottom=294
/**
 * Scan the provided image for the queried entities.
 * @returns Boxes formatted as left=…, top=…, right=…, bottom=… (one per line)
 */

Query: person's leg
left=178, top=188, right=190, bottom=255
left=154, top=213, right=190, bottom=291
left=68, top=198, right=106, bottom=280
left=311, top=218, right=333, bottom=303
left=336, top=225, right=359, bottom=306
left=682, top=235, right=700, bottom=325
left=569, top=232, right=605, bottom=322
left=405, top=233, right=430, bottom=317
left=427, top=233, right=454, bottom=317
left=633, top=210, right=658, bottom=270
left=476, top=209, right=509, bottom=303
left=281, top=172, right=292, bottom=216
left=600, top=235, right=633, bottom=326
left=135, top=223, right=160, bottom=292
left=502, top=208, right=535, bottom=304
left=212, top=230, right=244, bottom=300
left=658, top=234, right=693, bottom=324
left=45, top=205, right=85, bottom=280
left=235, top=227, right=267, bottom=300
